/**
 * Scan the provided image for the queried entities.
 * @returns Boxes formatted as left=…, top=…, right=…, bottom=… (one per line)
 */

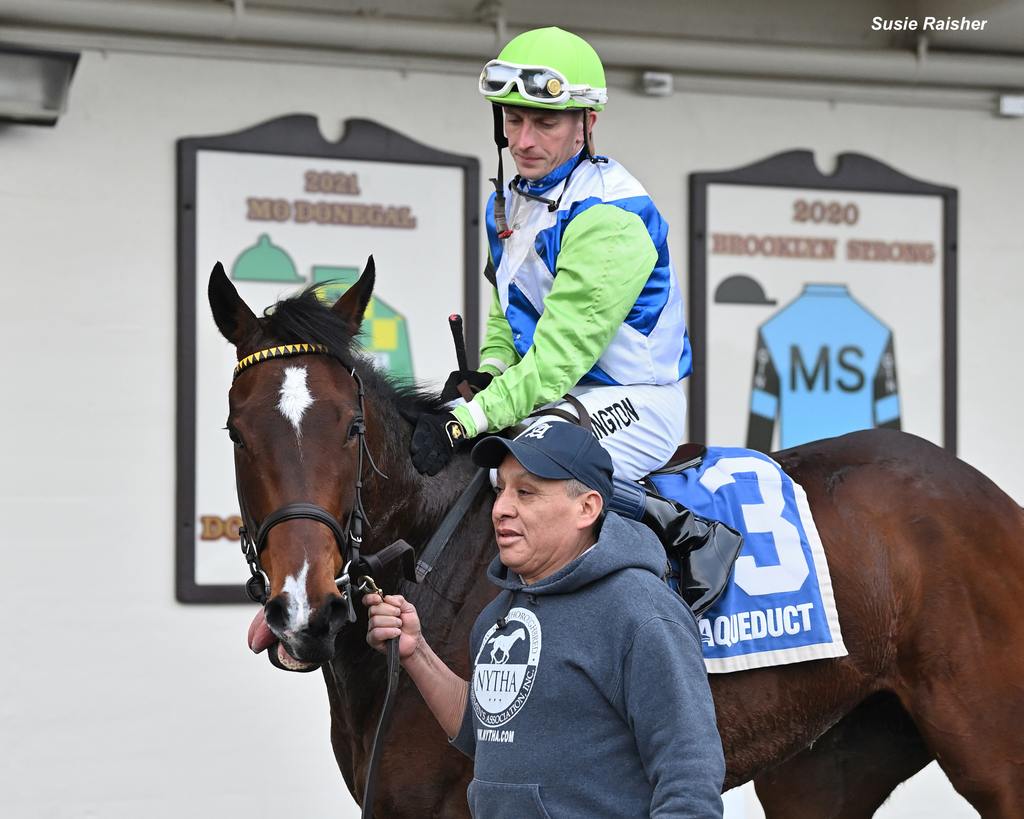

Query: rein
left=229, top=342, right=482, bottom=819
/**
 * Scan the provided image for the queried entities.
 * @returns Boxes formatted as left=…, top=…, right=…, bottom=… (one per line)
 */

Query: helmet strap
left=490, top=104, right=513, bottom=239
left=583, top=110, right=607, bottom=165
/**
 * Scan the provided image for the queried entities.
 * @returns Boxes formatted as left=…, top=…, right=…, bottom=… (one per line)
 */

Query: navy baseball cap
left=471, top=422, right=614, bottom=505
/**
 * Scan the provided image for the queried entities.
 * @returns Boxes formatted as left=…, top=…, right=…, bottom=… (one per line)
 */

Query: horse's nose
left=264, top=594, right=290, bottom=634
left=264, top=591, right=351, bottom=663
left=312, top=593, right=354, bottom=640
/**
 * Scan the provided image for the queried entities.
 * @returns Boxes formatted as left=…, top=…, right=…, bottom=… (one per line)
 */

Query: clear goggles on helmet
left=478, top=60, right=607, bottom=106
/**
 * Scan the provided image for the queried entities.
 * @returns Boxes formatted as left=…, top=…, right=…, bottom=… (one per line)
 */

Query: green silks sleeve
left=451, top=204, right=657, bottom=437
left=477, top=288, right=519, bottom=377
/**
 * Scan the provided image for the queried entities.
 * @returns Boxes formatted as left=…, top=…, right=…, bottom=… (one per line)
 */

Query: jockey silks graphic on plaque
left=176, top=116, right=479, bottom=602
left=746, top=283, right=900, bottom=450
left=689, top=151, right=956, bottom=454
left=472, top=608, right=542, bottom=730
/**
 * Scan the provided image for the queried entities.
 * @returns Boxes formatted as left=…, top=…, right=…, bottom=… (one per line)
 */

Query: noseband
left=231, top=343, right=386, bottom=623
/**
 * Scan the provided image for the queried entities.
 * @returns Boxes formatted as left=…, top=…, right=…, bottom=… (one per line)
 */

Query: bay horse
left=209, top=259, right=1024, bottom=817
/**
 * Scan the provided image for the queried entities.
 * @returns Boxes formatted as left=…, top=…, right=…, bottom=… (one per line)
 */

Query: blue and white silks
left=485, top=152, right=692, bottom=387
left=650, top=447, right=847, bottom=674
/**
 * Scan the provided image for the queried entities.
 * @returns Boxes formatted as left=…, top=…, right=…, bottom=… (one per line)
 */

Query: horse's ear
left=208, top=262, right=260, bottom=346
left=332, top=255, right=375, bottom=335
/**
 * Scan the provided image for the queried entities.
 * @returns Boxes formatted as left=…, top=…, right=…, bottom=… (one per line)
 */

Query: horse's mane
left=260, top=284, right=447, bottom=417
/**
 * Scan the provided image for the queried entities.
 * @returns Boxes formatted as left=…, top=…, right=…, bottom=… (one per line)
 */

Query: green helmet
left=479, top=27, right=607, bottom=112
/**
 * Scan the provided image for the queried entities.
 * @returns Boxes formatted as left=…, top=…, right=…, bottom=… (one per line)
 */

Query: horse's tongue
left=248, top=608, right=276, bottom=654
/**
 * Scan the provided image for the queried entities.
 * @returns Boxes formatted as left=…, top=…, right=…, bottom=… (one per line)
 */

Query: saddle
left=656, top=442, right=708, bottom=474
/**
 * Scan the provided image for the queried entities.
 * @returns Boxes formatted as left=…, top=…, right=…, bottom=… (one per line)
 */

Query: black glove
left=439, top=369, right=493, bottom=403
left=410, top=412, right=469, bottom=476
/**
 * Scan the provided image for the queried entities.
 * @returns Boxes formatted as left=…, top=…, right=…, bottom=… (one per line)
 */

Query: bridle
left=231, top=342, right=404, bottom=622
left=227, top=341, right=479, bottom=819
left=229, top=343, right=412, bottom=819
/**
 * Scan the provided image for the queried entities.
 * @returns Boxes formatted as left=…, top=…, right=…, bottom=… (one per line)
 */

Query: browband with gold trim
left=233, top=343, right=330, bottom=381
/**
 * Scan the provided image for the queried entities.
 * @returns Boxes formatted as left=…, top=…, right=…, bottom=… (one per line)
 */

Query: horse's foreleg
left=753, top=692, right=930, bottom=818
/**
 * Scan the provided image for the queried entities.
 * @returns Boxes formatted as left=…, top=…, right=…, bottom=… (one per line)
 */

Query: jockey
left=407, top=27, right=741, bottom=587
left=411, top=26, right=689, bottom=480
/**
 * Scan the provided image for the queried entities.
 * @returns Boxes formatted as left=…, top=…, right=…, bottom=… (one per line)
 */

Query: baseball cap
left=471, top=422, right=613, bottom=505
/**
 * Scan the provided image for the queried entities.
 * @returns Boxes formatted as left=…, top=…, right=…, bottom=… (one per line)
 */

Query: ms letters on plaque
left=688, top=151, right=956, bottom=456
left=176, top=115, right=479, bottom=603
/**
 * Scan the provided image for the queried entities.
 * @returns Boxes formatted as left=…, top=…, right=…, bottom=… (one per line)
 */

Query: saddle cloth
left=649, top=447, right=848, bottom=674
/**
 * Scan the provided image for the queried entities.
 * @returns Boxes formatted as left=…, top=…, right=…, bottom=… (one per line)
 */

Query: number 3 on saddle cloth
left=645, top=446, right=848, bottom=674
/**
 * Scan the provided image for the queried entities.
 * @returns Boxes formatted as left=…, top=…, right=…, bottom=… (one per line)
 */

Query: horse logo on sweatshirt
left=472, top=608, right=542, bottom=729
left=488, top=628, right=526, bottom=664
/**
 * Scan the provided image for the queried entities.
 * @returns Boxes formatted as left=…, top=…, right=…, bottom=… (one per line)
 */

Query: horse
left=209, top=258, right=1024, bottom=818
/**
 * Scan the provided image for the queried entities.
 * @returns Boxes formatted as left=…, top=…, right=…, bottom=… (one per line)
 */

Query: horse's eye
left=225, top=425, right=244, bottom=448
left=347, top=418, right=364, bottom=440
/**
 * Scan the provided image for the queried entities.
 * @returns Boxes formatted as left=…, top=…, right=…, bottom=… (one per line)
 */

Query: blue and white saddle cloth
left=649, top=447, right=847, bottom=674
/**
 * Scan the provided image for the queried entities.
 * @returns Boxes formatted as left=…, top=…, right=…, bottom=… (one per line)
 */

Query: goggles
left=478, top=60, right=607, bottom=107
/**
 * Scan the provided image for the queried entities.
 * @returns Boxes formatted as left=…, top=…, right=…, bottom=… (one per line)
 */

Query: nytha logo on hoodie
left=471, top=607, right=542, bottom=733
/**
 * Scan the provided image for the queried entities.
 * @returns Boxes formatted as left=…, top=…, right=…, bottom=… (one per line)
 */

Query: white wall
left=3, top=45, right=1020, bottom=816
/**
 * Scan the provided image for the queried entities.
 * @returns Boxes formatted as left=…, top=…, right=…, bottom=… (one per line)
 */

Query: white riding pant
left=523, top=380, right=688, bottom=481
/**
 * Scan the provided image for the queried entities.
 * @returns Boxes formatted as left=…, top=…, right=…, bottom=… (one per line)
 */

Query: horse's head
left=209, top=258, right=379, bottom=672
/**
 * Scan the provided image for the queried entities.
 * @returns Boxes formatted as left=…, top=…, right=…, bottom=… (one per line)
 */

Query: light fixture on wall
left=640, top=71, right=674, bottom=97
left=0, top=45, right=79, bottom=126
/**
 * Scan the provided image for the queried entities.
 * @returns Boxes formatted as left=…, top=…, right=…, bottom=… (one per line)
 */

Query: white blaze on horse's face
left=282, top=559, right=312, bottom=631
left=277, top=366, right=315, bottom=438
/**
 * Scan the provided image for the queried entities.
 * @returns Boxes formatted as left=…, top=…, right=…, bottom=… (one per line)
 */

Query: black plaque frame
left=176, top=115, right=480, bottom=603
left=688, top=149, right=957, bottom=452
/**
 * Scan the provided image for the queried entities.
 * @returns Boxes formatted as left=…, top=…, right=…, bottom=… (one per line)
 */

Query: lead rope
left=358, top=576, right=401, bottom=819
left=357, top=462, right=489, bottom=815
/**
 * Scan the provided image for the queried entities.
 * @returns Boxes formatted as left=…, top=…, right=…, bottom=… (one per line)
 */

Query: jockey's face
left=491, top=454, right=603, bottom=584
left=503, top=107, right=596, bottom=181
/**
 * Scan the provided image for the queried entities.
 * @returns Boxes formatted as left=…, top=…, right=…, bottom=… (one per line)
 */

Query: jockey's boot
left=609, top=478, right=743, bottom=616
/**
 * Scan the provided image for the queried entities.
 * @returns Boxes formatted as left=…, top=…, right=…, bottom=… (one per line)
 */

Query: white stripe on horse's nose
left=278, top=366, right=314, bottom=437
left=282, top=559, right=312, bottom=630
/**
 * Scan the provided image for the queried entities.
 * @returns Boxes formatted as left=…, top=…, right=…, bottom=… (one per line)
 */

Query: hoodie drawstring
left=496, top=590, right=516, bottom=629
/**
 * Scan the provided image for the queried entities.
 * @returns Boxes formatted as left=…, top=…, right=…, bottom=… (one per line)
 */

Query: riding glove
left=410, top=411, right=469, bottom=475
left=439, top=369, right=493, bottom=403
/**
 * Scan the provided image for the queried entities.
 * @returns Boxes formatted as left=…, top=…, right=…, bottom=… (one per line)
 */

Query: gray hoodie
left=452, top=513, right=725, bottom=818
